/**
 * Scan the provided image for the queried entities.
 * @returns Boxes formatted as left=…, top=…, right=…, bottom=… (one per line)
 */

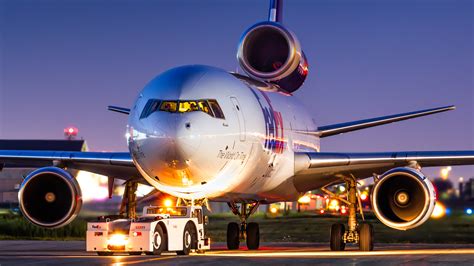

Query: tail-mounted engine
left=18, top=167, right=82, bottom=228
left=237, top=21, right=308, bottom=93
left=371, top=167, right=436, bottom=230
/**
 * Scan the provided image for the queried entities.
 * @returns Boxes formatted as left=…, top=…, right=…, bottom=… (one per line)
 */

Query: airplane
left=1, top=0, right=473, bottom=252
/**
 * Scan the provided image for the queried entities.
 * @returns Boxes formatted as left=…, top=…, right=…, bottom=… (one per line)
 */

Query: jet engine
left=371, top=167, right=436, bottom=230
left=237, top=21, right=308, bottom=93
left=18, top=167, right=82, bottom=228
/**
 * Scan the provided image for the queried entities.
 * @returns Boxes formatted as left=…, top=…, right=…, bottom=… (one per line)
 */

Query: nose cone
left=130, top=113, right=202, bottom=187
left=154, top=115, right=201, bottom=170
left=128, top=65, right=243, bottom=195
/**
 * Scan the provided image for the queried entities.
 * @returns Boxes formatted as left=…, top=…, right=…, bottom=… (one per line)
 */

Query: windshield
left=140, top=99, right=225, bottom=119
left=146, top=207, right=188, bottom=217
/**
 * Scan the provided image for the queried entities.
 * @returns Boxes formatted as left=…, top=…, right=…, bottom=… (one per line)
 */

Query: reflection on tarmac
left=0, top=241, right=473, bottom=265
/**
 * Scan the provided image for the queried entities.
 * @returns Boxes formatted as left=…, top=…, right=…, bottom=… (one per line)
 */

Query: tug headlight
left=108, top=234, right=128, bottom=247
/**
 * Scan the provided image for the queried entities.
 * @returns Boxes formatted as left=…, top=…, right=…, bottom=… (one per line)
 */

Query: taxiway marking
left=194, top=249, right=474, bottom=257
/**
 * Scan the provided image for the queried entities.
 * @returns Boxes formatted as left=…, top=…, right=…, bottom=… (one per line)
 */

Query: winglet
left=108, top=106, right=131, bottom=115
left=298, top=105, right=455, bottom=138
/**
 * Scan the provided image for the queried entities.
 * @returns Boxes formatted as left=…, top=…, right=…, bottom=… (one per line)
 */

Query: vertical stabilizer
left=268, top=0, right=283, bottom=23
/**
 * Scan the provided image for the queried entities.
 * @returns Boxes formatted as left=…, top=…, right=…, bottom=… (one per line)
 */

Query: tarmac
left=0, top=241, right=473, bottom=265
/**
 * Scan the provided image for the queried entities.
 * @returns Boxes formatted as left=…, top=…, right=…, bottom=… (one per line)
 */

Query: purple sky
left=1, top=0, right=473, bottom=183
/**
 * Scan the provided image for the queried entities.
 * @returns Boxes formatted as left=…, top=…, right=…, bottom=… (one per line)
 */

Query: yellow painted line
left=111, top=255, right=177, bottom=265
left=193, top=249, right=474, bottom=258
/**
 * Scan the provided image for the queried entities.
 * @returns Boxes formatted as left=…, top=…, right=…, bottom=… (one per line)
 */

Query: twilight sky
left=0, top=0, right=473, bottom=183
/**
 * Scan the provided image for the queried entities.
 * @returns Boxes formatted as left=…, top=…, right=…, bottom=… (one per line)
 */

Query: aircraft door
left=230, top=97, right=246, bottom=141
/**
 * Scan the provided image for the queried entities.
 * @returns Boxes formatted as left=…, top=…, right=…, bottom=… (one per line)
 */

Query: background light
left=76, top=171, right=109, bottom=202
left=440, top=166, right=452, bottom=180
left=298, top=195, right=311, bottom=204
left=445, top=208, right=451, bottom=216
left=431, top=201, right=446, bottom=219
left=270, top=207, right=278, bottom=214
left=466, top=208, right=473, bottom=215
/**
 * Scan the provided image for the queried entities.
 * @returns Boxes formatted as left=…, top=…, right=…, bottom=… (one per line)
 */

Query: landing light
left=431, top=201, right=446, bottom=219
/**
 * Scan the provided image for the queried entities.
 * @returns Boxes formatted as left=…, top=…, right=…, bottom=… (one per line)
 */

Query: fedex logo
left=250, top=89, right=285, bottom=154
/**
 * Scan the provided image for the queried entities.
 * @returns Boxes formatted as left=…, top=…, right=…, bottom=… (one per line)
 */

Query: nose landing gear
left=226, top=202, right=260, bottom=250
left=324, top=176, right=374, bottom=251
left=120, top=181, right=138, bottom=219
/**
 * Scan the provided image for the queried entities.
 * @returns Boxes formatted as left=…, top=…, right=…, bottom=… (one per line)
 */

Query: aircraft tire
left=330, top=223, right=346, bottom=251
left=226, top=222, right=240, bottom=250
left=246, top=222, right=260, bottom=250
left=359, top=222, right=374, bottom=251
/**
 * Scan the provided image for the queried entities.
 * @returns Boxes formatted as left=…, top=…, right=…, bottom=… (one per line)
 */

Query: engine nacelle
left=237, top=21, right=308, bottom=93
left=18, top=167, right=82, bottom=228
left=371, top=167, right=436, bottom=230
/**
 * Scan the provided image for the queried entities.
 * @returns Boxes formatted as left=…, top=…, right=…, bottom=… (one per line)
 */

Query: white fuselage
left=127, top=65, right=319, bottom=202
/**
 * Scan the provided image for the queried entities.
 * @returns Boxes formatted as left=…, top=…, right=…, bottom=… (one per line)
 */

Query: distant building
left=461, top=178, right=474, bottom=200
left=0, top=140, right=87, bottom=203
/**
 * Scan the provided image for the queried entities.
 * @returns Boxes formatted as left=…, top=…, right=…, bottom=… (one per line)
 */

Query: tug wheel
left=151, top=224, right=166, bottom=255
left=97, top=252, right=114, bottom=256
left=177, top=223, right=196, bottom=255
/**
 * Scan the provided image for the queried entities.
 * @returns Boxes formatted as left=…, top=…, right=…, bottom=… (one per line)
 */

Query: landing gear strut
left=226, top=202, right=260, bottom=250
left=323, top=176, right=374, bottom=251
left=120, top=181, right=138, bottom=219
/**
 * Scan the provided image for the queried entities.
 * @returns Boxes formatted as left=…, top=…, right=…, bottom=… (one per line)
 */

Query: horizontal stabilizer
left=108, top=106, right=130, bottom=115
left=300, top=105, right=455, bottom=138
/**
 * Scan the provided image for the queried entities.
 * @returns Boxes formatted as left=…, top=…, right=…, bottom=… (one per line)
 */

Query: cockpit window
left=140, top=99, right=161, bottom=119
left=140, top=98, right=225, bottom=119
left=179, top=101, right=199, bottom=112
left=160, top=101, right=178, bottom=112
left=198, top=100, right=213, bottom=116
left=208, top=100, right=225, bottom=119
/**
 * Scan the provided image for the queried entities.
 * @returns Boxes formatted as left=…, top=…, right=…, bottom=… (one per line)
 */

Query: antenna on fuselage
left=268, top=0, right=283, bottom=23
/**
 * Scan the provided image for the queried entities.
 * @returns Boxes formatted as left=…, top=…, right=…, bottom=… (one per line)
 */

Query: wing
left=293, top=151, right=474, bottom=192
left=297, top=105, right=455, bottom=138
left=0, top=150, right=144, bottom=183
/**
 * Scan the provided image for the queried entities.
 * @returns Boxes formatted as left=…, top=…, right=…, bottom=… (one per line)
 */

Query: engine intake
left=18, top=167, right=82, bottom=228
left=237, top=22, right=308, bottom=93
left=371, top=167, right=436, bottom=230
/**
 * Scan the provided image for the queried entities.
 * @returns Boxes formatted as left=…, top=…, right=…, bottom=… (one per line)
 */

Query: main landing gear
left=226, top=202, right=260, bottom=250
left=323, top=176, right=374, bottom=251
